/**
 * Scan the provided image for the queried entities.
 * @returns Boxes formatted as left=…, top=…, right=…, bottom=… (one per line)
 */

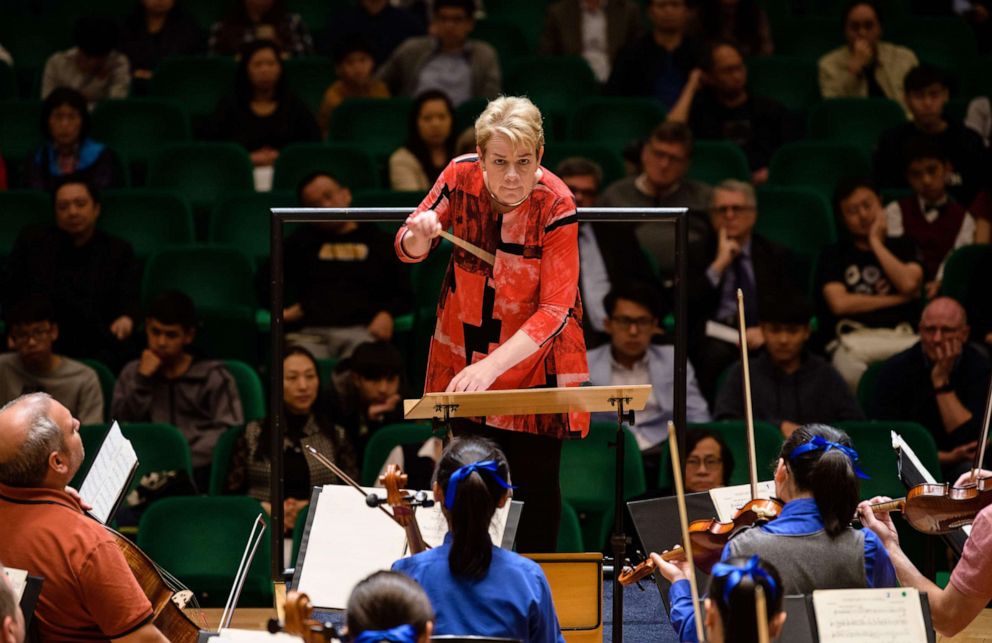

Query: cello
left=106, top=526, right=202, bottom=643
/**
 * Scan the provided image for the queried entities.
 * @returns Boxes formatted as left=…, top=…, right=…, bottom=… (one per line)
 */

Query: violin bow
left=304, top=444, right=397, bottom=523
left=973, top=375, right=992, bottom=482
left=755, top=584, right=770, bottom=643
left=736, top=289, right=759, bottom=499
left=669, top=420, right=707, bottom=643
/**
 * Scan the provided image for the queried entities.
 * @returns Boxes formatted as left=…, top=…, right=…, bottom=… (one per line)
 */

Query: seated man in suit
left=0, top=393, right=167, bottom=642
left=587, top=282, right=710, bottom=485
left=688, top=179, right=800, bottom=400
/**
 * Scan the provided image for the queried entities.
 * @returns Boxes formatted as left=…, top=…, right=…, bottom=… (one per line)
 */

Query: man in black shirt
left=816, top=178, right=924, bottom=349
left=874, top=64, right=988, bottom=207
left=666, top=40, right=800, bottom=184
left=283, top=171, right=412, bottom=359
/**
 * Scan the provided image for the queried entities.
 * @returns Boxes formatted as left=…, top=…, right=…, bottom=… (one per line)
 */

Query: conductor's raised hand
left=446, top=358, right=501, bottom=393
left=407, top=210, right=442, bottom=241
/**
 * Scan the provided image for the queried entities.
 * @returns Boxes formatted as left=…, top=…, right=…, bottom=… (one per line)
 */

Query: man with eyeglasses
left=587, top=282, right=710, bottom=485
left=0, top=294, right=103, bottom=425
left=688, top=179, right=799, bottom=401
left=557, top=157, right=658, bottom=344
left=873, top=297, right=992, bottom=479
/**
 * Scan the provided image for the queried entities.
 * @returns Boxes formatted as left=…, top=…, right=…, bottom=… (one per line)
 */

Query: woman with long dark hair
left=120, top=0, right=203, bottom=84
left=209, top=0, right=312, bottom=56
left=209, top=39, right=319, bottom=167
left=25, top=87, right=119, bottom=191
left=657, top=423, right=897, bottom=641
left=392, top=436, right=565, bottom=643
left=226, top=345, right=357, bottom=531
left=346, top=571, right=435, bottom=643
left=389, top=90, right=456, bottom=191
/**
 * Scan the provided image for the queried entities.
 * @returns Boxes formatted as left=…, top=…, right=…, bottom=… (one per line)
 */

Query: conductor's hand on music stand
left=447, top=358, right=501, bottom=393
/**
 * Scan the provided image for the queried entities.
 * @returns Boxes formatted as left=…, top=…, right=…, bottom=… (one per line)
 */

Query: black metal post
left=674, top=208, right=689, bottom=473
left=269, top=204, right=285, bottom=579
left=611, top=397, right=630, bottom=643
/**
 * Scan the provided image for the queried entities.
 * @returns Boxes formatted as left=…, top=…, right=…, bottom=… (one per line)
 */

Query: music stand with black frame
left=269, top=205, right=690, bottom=643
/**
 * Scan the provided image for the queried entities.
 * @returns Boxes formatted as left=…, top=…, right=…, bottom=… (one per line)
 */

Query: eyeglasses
left=686, top=456, right=722, bottom=469
left=611, top=315, right=655, bottom=330
left=711, top=204, right=754, bottom=216
left=10, top=325, right=53, bottom=344
left=919, top=325, right=963, bottom=336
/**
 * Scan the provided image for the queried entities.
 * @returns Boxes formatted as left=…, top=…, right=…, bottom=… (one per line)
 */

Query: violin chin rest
left=172, top=590, right=194, bottom=609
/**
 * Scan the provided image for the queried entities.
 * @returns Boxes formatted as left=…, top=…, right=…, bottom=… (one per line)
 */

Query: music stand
left=405, top=384, right=651, bottom=643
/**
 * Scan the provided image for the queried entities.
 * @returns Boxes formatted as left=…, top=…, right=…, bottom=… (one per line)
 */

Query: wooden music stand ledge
left=404, top=385, right=652, bottom=643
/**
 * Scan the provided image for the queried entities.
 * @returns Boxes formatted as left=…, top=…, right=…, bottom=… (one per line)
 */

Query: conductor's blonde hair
left=475, top=96, right=545, bottom=156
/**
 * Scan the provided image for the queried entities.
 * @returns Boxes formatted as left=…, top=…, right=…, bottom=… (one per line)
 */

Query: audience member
left=209, top=0, right=313, bottom=56
left=688, top=180, right=799, bottom=401
left=667, top=41, right=799, bottom=184
left=209, top=40, right=320, bottom=168
left=376, top=0, right=500, bottom=106
left=818, top=1, right=918, bottom=113
left=226, top=345, right=357, bottom=531
left=588, top=283, right=710, bottom=484
left=322, top=0, right=425, bottom=65
left=873, top=297, right=991, bottom=480
left=41, top=16, right=130, bottom=103
left=875, top=65, right=988, bottom=206
left=684, top=429, right=734, bottom=493
left=558, top=157, right=658, bottom=340
left=3, top=179, right=139, bottom=369
left=816, top=178, right=923, bottom=386
left=318, top=36, right=390, bottom=138
left=538, top=0, right=643, bottom=83
left=714, top=297, right=864, bottom=438
left=965, top=95, right=990, bottom=145
left=0, top=561, right=25, bottom=643
left=0, top=393, right=167, bottom=642
left=606, top=0, right=703, bottom=108
left=0, top=295, right=103, bottom=426
left=328, top=341, right=406, bottom=461
left=346, top=571, right=435, bottom=643
left=884, top=137, right=983, bottom=297
left=112, top=291, right=244, bottom=490
left=690, top=0, right=773, bottom=56
left=119, top=0, right=204, bottom=86
left=598, top=122, right=713, bottom=277
left=24, top=87, right=120, bottom=191
left=284, top=172, right=412, bottom=359
left=390, top=90, right=457, bottom=191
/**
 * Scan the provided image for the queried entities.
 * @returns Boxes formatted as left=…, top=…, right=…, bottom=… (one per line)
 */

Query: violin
left=618, top=545, right=685, bottom=586
left=380, top=464, right=429, bottom=555
left=280, top=590, right=340, bottom=642
left=107, top=526, right=202, bottom=643
left=866, top=374, right=992, bottom=534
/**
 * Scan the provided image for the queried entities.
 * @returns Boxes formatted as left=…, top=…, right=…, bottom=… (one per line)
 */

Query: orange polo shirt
left=0, top=483, right=153, bottom=641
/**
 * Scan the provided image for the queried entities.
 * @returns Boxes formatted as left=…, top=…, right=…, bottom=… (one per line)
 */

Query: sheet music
left=3, top=568, right=27, bottom=602
left=416, top=496, right=513, bottom=550
left=211, top=630, right=302, bottom=641
left=813, top=588, right=928, bottom=642
left=708, top=481, right=777, bottom=522
left=79, top=421, right=137, bottom=524
left=295, top=485, right=407, bottom=609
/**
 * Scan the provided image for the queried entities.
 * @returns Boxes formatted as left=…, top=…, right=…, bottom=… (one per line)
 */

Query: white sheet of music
left=708, top=481, right=777, bottom=522
left=416, top=497, right=512, bottom=550
left=295, top=485, right=407, bottom=609
left=812, top=588, right=929, bottom=642
left=211, top=630, right=302, bottom=641
left=3, top=567, right=27, bottom=602
left=79, top=421, right=138, bottom=524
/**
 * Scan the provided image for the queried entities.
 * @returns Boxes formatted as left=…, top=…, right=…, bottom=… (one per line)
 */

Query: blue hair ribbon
left=710, top=555, right=779, bottom=607
left=444, top=460, right=515, bottom=509
left=352, top=624, right=418, bottom=643
left=787, top=435, right=870, bottom=480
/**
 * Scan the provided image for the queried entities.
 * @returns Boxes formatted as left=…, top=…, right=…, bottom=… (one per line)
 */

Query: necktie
left=733, top=254, right=758, bottom=326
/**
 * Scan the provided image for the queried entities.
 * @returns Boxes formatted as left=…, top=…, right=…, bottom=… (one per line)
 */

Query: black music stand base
left=609, top=396, right=635, bottom=643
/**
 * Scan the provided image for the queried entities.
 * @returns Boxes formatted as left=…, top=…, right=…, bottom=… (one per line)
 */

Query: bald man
left=873, top=297, right=992, bottom=479
left=0, top=393, right=167, bottom=642
left=0, top=563, right=24, bottom=643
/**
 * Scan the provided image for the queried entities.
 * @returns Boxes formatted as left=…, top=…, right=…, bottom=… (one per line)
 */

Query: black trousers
left=451, top=420, right=562, bottom=553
